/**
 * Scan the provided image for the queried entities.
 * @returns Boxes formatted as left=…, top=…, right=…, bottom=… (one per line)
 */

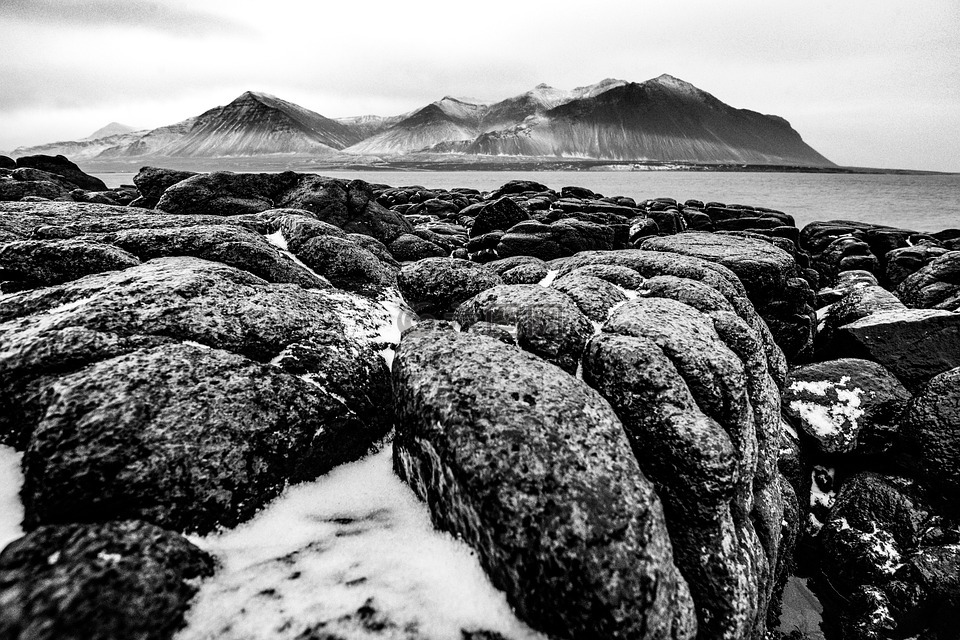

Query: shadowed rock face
left=0, top=519, right=214, bottom=640
left=393, top=326, right=697, bottom=640
left=155, top=172, right=413, bottom=243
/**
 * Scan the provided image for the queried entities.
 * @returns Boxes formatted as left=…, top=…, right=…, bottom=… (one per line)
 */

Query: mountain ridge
left=11, top=75, right=834, bottom=167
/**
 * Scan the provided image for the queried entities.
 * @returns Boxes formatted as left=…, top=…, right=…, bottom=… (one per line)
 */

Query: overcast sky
left=1, top=0, right=957, bottom=171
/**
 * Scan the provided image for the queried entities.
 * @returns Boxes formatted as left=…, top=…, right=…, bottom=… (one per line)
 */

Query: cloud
left=0, top=0, right=251, bottom=36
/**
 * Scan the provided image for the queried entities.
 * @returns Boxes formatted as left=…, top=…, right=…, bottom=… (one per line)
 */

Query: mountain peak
left=85, top=122, right=140, bottom=140
left=649, top=74, right=701, bottom=96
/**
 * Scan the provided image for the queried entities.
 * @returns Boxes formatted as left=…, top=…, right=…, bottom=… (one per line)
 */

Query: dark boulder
left=487, top=179, right=550, bottom=199
left=387, top=233, right=447, bottom=261
left=0, top=169, right=73, bottom=202
left=0, top=239, right=141, bottom=291
left=501, top=262, right=549, bottom=284
left=497, top=219, right=614, bottom=261
left=454, top=284, right=593, bottom=374
left=393, top=326, right=696, bottom=639
left=840, top=309, right=960, bottom=391
left=396, top=257, right=503, bottom=318
left=156, top=173, right=412, bottom=243
left=896, top=251, right=960, bottom=311
left=0, top=257, right=395, bottom=450
left=0, top=519, right=214, bottom=640
left=295, top=234, right=396, bottom=292
left=783, top=358, right=910, bottom=457
left=15, top=155, right=107, bottom=191
left=900, top=367, right=960, bottom=506
left=885, top=245, right=950, bottom=288
left=468, top=197, right=531, bottom=238
left=22, top=342, right=387, bottom=532
left=131, top=166, right=198, bottom=208
left=0, top=155, right=15, bottom=170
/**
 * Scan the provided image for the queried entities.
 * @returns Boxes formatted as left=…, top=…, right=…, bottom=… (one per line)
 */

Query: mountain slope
left=86, top=122, right=140, bottom=139
left=448, top=75, right=832, bottom=166
left=345, top=97, right=487, bottom=155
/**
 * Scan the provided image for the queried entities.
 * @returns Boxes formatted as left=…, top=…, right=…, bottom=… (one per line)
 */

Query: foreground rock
left=900, top=367, right=960, bottom=507
left=1, top=257, right=394, bottom=531
left=0, top=519, right=214, bottom=640
left=393, top=326, right=696, bottom=639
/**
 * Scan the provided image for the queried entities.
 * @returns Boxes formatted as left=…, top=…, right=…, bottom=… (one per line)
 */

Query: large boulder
left=396, top=257, right=502, bottom=318
left=551, top=273, right=628, bottom=323
left=0, top=519, right=214, bottom=640
left=840, top=309, right=960, bottom=391
left=899, top=367, right=960, bottom=506
left=104, top=225, right=328, bottom=289
left=15, top=155, right=107, bottom=191
left=497, top=219, right=615, bottom=261
left=0, top=239, right=141, bottom=291
left=393, top=326, right=696, bottom=639
left=583, top=293, right=785, bottom=639
left=783, top=358, right=910, bottom=457
left=642, top=232, right=815, bottom=362
left=896, top=251, right=960, bottom=311
left=454, top=284, right=593, bottom=374
left=468, top=196, right=530, bottom=238
left=0, top=257, right=394, bottom=478
left=0, top=169, right=74, bottom=202
left=156, top=173, right=412, bottom=243
left=21, top=342, right=386, bottom=532
left=131, top=166, right=198, bottom=208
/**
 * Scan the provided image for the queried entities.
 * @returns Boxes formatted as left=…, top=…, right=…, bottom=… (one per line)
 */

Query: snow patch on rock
left=177, top=446, right=546, bottom=640
left=0, top=445, right=24, bottom=550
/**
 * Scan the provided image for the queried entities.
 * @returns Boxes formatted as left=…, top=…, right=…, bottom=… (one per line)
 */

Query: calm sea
left=95, top=170, right=960, bottom=232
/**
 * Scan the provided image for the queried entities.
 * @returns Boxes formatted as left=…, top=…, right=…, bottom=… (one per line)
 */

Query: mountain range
left=11, top=75, right=834, bottom=167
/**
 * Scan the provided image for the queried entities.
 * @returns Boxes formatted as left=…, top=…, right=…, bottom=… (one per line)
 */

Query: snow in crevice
left=537, top=269, right=559, bottom=287
left=177, top=446, right=546, bottom=640
left=0, top=445, right=24, bottom=550
left=788, top=376, right=864, bottom=440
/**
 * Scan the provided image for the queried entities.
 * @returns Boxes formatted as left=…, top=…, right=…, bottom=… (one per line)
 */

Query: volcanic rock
left=15, top=154, right=107, bottom=191
left=393, top=326, right=697, bottom=639
left=396, top=257, right=502, bottom=318
left=0, top=519, right=214, bottom=640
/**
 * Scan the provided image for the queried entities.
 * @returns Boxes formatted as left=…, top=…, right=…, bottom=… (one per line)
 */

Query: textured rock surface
left=0, top=239, right=141, bottom=290
left=0, top=519, right=214, bottom=640
left=840, top=308, right=960, bottom=391
left=896, top=251, right=960, bottom=311
left=900, top=367, right=960, bottom=506
left=393, top=326, right=697, bottom=639
left=454, top=284, right=593, bottom=374
left=15, top=154, right=108, bottom=191
left=642, top=232, right=815, bottom=362
left=397, top=257, right=503, bottom=318
left=584, top=294, right=784, bottom=640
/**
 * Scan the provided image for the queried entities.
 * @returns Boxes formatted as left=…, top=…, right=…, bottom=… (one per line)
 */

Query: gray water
left=96, top=170, right=960, bottom=232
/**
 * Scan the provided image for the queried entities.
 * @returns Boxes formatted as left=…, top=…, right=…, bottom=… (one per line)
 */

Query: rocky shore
left=1, top=154, right=959, bottom=640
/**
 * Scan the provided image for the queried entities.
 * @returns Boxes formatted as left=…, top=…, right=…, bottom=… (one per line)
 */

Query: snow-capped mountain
left=12, top=76, right=834, bottom=167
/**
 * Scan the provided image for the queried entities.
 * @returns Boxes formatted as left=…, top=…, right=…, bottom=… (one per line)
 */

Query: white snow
left=265, top=229, right=289, bottom=251
left=788, top=376, right=864, bottom=441
left=537, top=269, right=559, bottom=287
left=0, top=445, right=24, bottom=550
left=177, top=446, right=546, bottom=640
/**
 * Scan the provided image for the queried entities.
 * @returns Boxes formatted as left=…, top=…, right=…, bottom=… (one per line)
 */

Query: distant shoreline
left=76, top=157, right=954, bottom=176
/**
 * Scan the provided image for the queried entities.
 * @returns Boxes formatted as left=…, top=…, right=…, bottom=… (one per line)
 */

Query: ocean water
left=95, top=170, right=960, bottom=232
